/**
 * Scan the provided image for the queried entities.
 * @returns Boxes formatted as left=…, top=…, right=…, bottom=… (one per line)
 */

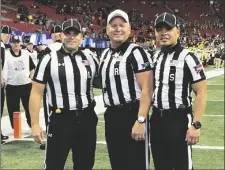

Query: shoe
left=1, top=140, right=6, bottom=145
left=1, top=134, right=9, bottom=140
left=40, top=144, right=46, bottom=150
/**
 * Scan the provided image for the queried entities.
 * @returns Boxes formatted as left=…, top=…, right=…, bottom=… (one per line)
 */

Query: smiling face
left=155, top=24, right=180, bottom=47
left=106, top=17, right=131, bottom=46
left=62, top=29, right=83, bottom=51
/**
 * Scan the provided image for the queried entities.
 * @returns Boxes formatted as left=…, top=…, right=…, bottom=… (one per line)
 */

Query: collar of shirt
left=1, top=40, right=5, bottom=48
left=55, top=39, right=61, bottom=43
left=10, top=49, right=21, bottom=57
left=161, top=42, right=183, bottom=54
left=109, top=40, right=130, bottom=54
left=27, top=49, right=33, bottom=53
left=59, top=47, right=81, bottom=57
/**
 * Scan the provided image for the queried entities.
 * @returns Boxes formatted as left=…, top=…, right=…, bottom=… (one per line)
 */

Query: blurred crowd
left=1, top=0, right=224, bottom=47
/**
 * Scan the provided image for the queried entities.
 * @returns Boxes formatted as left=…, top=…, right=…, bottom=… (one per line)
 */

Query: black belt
left=153, top=106, right=192, bottom=117
left=49, top=101, right=96, bottom=114
left=105, top=100, right=140, bottom=108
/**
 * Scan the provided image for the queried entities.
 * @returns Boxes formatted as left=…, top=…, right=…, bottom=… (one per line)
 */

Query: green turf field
left=1, top=75, right=224, bottom=169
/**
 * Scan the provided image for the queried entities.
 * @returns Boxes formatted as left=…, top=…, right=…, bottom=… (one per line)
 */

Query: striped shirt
left=1, top=41, right=5, bottom=68
left=33, top=47, right=99, bottom=110
left=1, top=41, right=7, bottom=85
left=153, top=43, right=206, bottom=109
left=99, top=41, right=153, bottom=106
left=27, top=49, right=38, bottom=66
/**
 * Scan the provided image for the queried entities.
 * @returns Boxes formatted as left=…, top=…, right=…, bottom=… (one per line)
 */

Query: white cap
left=107, top=9, right=129, bottom=25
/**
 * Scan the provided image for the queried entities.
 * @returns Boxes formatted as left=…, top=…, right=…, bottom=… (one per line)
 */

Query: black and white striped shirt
left=1, top=41, right=5, bottom=68
left=153, top=43, right=206, bottom=109
left=1, top=41, right=7, bottom=85
left=27, top=49, right=38, bottom=66
left=33, top=47, right=99, bottom=110
left=99, top=41, right=153, bottom=106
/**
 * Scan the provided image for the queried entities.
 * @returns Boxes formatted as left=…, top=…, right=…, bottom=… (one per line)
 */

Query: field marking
left=203, top=115, right=224, bottom=117
left=191, top=145, right=224, bottom=150
left=207, top=90, right=224, bottom=92
left=207, top=84, right=224, bottom=86
left=192, top=99, right=224, bottom=102
left=2, top=139, right=224, bottom=150
left=207, top=100, right=224, bottom=102
left=97, top=115, right=224, bottom=118
left=96, top=141, right=225, bottom=150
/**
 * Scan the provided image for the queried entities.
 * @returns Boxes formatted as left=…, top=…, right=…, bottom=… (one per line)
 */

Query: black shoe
left=40, top=144, right=46, bottom=150
left=1, top=140, right=6, bottom=145
left=1, top=134, right=9, bottom=140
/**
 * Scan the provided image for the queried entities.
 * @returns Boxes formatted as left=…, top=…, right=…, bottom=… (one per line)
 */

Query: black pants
left=1, top=88, right=5, bottom=134
left=104, top=102, right=149, bottom=170
left=43, top=88, right=49, bottom=131
left=6, top=83, right=32, bottom=129
left=45, top=106, right=98, bottom=170
left=150, top=107, right=193, bottom=170
left=1, top=87, right=4, bottom=117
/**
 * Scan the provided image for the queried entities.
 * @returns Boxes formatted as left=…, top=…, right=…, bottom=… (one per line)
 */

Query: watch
left=137, top=116, right=146, bottom=124
left=192, top=121, right=202, bottom=129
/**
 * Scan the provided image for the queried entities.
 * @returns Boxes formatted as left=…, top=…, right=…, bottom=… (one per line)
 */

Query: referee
left=99, top=9, right=154, bottom=170
left=29, top=19, right=99, bottom=170
left=47, top=25, right=63, bottom=52
left=1, top=25, right=11, bottom=143
left=150, top=12, right=207, bottom=170
left=42, top=25, right=63, bottom=133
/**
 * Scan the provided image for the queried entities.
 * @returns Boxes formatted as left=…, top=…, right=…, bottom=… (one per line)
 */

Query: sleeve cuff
left=134, top=67, right=153, bottom=73
left=32, top=78, right=46, bottom=84
left=191, top=77, right=206, bottom=84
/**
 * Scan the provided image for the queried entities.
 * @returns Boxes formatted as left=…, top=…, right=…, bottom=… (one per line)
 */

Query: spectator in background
left=3, top=35, right=35, bottom=129
left=1, top=25, right=12, bottom=144
left=36, top=42, right=45, bottom=61
left=28, top=14, right=33, bottom=24
left=26, top=42, right=38, bottom=67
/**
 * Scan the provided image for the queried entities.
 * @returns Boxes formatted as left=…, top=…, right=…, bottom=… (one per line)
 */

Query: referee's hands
left=131, top=121, right=145, bottom=141
left=31, top=124, right=44, bottom=144
left=186, top=126, right=200, bottom=145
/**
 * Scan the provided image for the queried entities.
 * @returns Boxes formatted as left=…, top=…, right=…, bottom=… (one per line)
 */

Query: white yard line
left=207, top=90, right=224, bottom=91
left=3, top=138, right=224, bottom=150
left=207, top=84, right=224, bottom=86
left=193, top=99, right=224, bottom=102
left=98, top=115, right=224, bottom=118
left=203, top=115, right=224, bottom=117
left=207, top=100, right=224, bottom=102
left=191, top=145, right=224, bottom=150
